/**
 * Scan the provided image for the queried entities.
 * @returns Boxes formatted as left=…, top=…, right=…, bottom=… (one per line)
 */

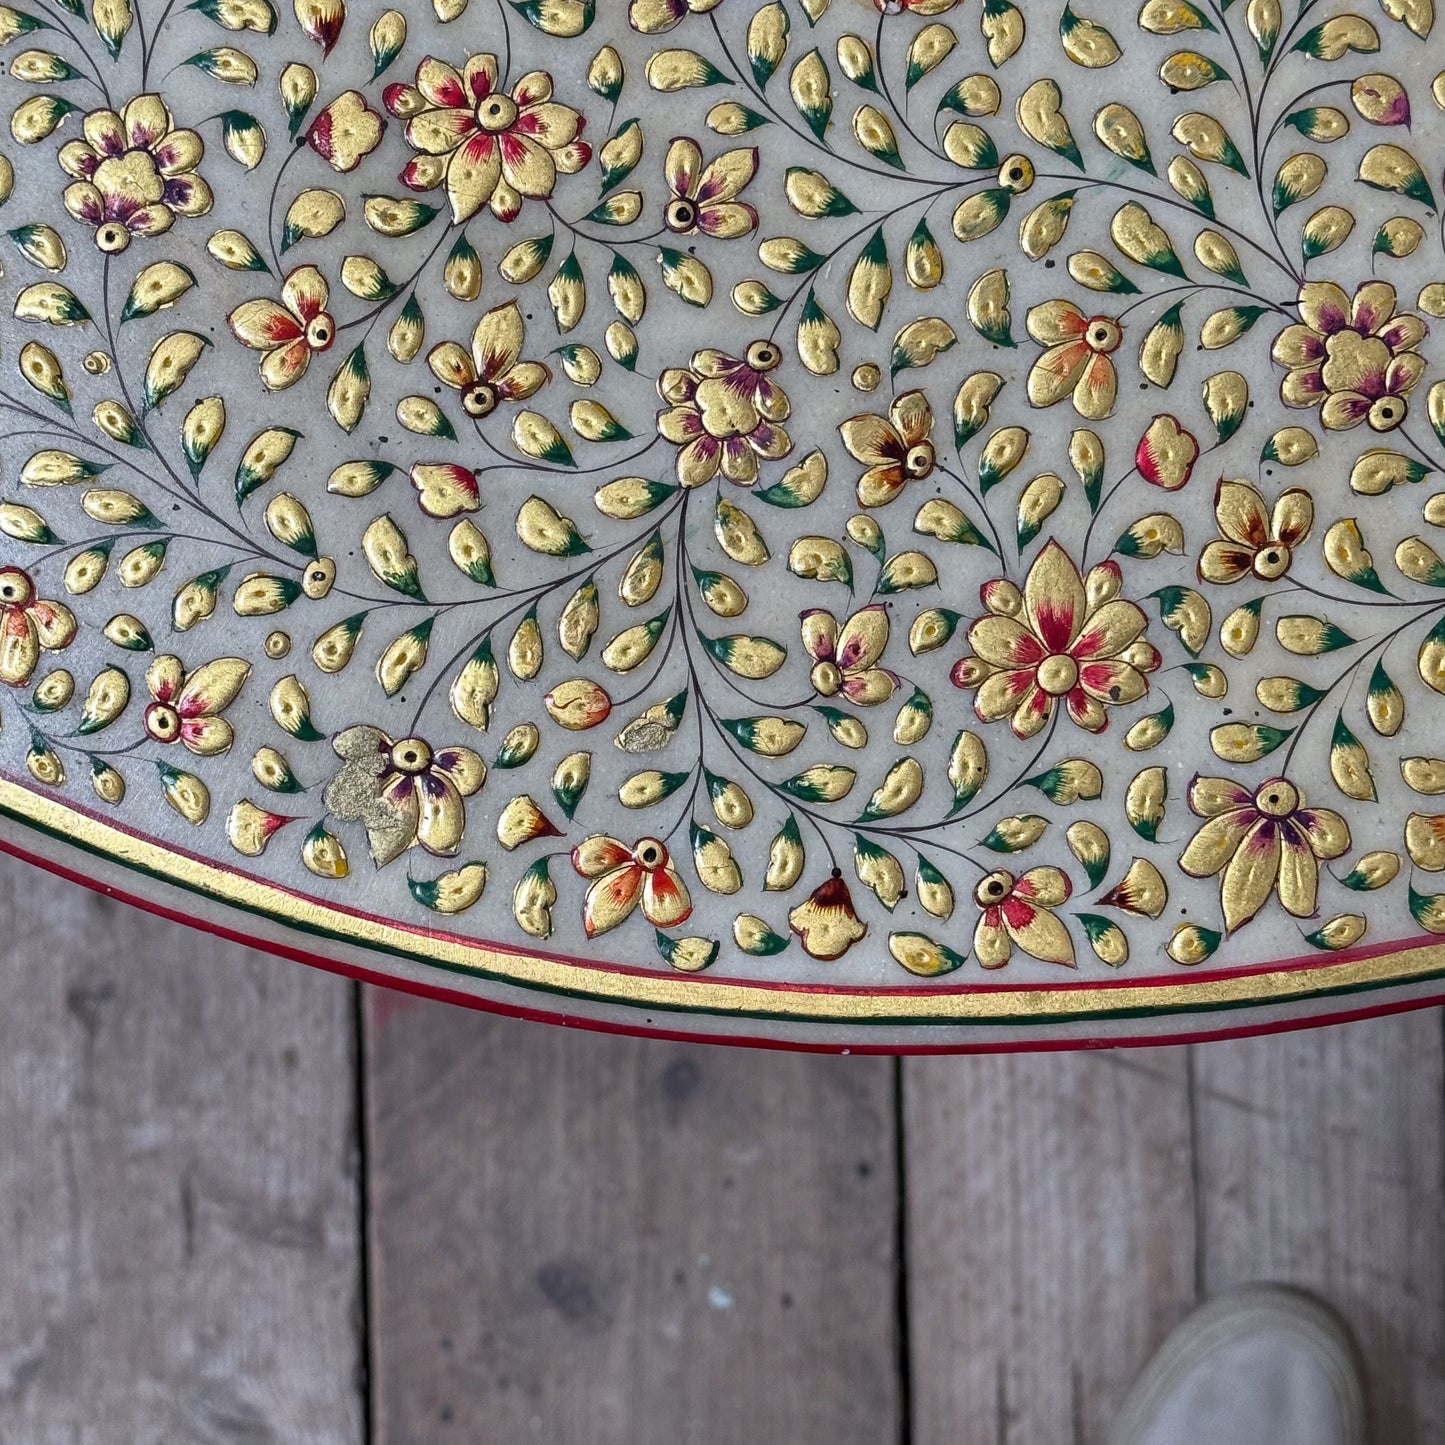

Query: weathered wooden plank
left=1193, top=1015, right=1445, bottom=1445
left=363, top=990, right=900, bottom=1445
left=903, top=1050, right=1197, bottom=1445
left=0, top=854, right=363, bottom=1445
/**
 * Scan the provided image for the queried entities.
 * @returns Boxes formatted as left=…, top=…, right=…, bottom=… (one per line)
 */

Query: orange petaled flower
left=572, top=835, right=692, bottom=938
left=0, top=567, right=76, bottom=687
left=950, top=540, right=1159, bottom=738
left=228, top=264, right=336, bottom=392
left=788, top=875, right=867, bottom=960
left=1179, top=776, right=1350, bottom=934
left=143, top=654, right=250, bottom=756
left=973, top=867, right=1075, bottom=968
left=800, top=604, right=897, bottom=706
left=662, top=138, right=758, bottom=238
left=1273, top=280, right=1426, bottom=432
left=384, top=56, right=589, bottom=224
left=838, top=390, right=937, bottom=507
left=59, top=95, right=211, bottom=252
left=656, top=341, right=792, bottom=486
left=427, top=299, right=549, bottom=420
left=1026, top=301, right=1122, bottom=419
left=1198, top=479, right=1313, bottom=585
left=324, top=727, right=486, bottom=867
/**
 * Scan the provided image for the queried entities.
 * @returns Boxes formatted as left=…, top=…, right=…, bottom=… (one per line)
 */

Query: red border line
left=4, top=769, right=1435, bottom=1000
left=4, top=831, right=1443, bottom=1055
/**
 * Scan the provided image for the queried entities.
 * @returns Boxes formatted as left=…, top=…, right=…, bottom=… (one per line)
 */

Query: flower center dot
left=1036, top=653, right=1078, bottom=695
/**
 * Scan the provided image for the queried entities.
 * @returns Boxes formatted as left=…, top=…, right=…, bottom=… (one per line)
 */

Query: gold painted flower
left=839, top=390, right=936, bottom=507
left=788, top=875, right=867, bottom=961
left=0, top=567, right=76, bottom=688
left=571, top=835, right=692, bottom=938
left=973, top=867, right=1075, bottom=968
left=228, top=265, right=336, bottom=392
left=800, top=604, right=897, bottom=706
left=59, top=95, right=211, bottom=253
left=1179, top=776, right=1350, bottom=934
left=630, top=0, right=722, bottom=32
left=306, top=89, right=385, bottom=173
left=324, top=726, right=485, bottom=867
left=384, top=56, right=589, bottom=224
left=427, top=300, right=549, bottom=420
left=1026, top=301, right=1122, bottom=419
left=1198, top=480, right=1313, bottom=585
left=1273, top=280, right=1426, bottom=431
left=656, top=341, right=792, bottom=487
left=662, top=138, right=758, bottom=238
left=142, top=654, right=250, bottom=756
left=876, top=0, right=959, bottom=11
left=950, top=541, right=1159, bottom=738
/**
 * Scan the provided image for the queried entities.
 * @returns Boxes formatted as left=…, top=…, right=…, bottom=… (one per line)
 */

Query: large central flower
left=950, top=540, right=1159, bottom=737
left=385, top=55, right=590, bottom=224
left=1273, top=280, right=1426, bottom=431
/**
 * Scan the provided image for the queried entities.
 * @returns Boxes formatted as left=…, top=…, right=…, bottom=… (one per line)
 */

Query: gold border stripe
left=5, top=776, right=1445, bottom=1025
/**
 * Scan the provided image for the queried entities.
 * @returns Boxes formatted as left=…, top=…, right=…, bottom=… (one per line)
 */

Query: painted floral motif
left=228, top=266, right=336, bottom=392
left=1274, top=281, right=1426, bottom=432
left=385, top=55, right=590, bottom=224
left=0, top=568, right=75, bottom=688
left=662, top=139, right=759, bottom=239
left=788, top=875, right=866, bottom=961
left=142, top=655, right=250, bottom=757
left=572, top=834, right=692, bottom=937
left=428, top=300, right=549, bottom=421
left=1026, top=303, right=1122, bottom=420
left=1198, top=482, right=1313, bottom=586
left=60, top=95, right=211, bottom=252
left=950, top=543, right=1158, bottom=738
left=839, top=391, right=937, bottom=508
left=324, top=727, right=485, bottom=866
left=973, top=867, right=1074, bottom=968
left=801, top=605, right=896, bottom=707
left=305, top=89, right=384, bottom=173
left=5, top=0, right=1445, bottom=1012
left=1180, top=777, right=1351, bottom=934
left=656, top=343, right=791, bottom=487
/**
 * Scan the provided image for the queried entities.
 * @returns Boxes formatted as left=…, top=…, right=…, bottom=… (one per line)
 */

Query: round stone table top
left=4, top=0, right=1445, bottom=1049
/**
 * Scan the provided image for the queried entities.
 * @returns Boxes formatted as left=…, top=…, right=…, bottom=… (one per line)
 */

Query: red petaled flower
left=385, top=55, right=590, bottom=224
left=227, top=265, right=336, bottom=392
left=306, top=89, right=385, bottom=173
left=950, top=540, right=1159, bottom=737
left=0, top=567, right=76, bottom=688
left=973, top=867, right=1075, bottom=968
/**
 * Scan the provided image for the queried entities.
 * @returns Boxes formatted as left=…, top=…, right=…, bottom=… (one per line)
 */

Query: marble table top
left=3, top=0, right=1445, bottom=1048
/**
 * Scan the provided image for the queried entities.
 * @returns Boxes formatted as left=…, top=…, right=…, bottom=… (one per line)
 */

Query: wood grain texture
left=903, top=1050, right=1198, bottom=1445
left=0, top=855, right=363, bottom=1445
left=1193, top=1017, right=1445, bottom=1445
left=362, top=989, right=900, bottom=1445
